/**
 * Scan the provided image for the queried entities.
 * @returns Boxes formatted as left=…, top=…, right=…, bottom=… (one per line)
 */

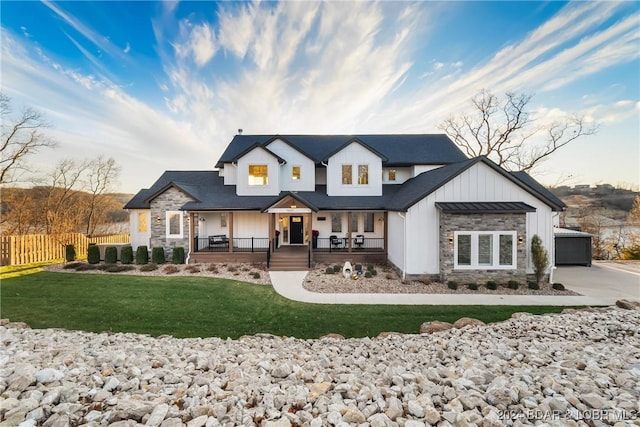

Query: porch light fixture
left=290, top=204, right=297, bottom=209
left=518, top=236, right=524, bottom=244
left=449, top=236, right=454, bottom=245
left=155, top=216, right=161, bottom=224
left=199, top=217, right=206, bottom=222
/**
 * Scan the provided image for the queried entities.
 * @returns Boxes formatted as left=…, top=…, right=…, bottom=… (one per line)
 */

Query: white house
left=125, top=134, right=564, bottom=284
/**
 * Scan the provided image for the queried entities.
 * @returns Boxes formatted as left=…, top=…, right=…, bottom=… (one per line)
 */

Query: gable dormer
left=326, top=138, right=385, bottom=196
left=234, top=144, right=283, bottom=196
left=264, top=137, right=315, bottom=192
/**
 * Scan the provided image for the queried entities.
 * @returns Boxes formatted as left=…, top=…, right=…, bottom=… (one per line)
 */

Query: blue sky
left=2, top=1, right=638, bottom=193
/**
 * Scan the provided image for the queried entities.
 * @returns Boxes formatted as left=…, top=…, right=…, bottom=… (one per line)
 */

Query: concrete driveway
left=553, top=261, right=640, bottom=305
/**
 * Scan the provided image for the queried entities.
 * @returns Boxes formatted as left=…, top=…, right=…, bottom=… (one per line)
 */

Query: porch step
left=269, top=249, right=309, bottom=271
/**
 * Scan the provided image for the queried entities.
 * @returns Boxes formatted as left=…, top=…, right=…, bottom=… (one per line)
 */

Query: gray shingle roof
left=435, top=202, right=536, bottom=213
left=215, top=134, right=467, bottom=168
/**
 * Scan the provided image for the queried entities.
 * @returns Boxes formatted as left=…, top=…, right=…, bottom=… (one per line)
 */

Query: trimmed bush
left=140, top=263, right=158, bottom=272
left=467, top=283, right=479, bottom=291
left=364, top=271, right=372, bottom=278
left=531, top=234, right=549, bottom=284
left=325, top=266, right=335, bottom=274
left=151, top=247, right=166, bottom=264
left=172, top=247, right=185, bottom=264
left=507, top=280, right=520, bottom=290
left=120, top=246, right=134, bottom=265
left=367, top=264, right=374, bottom=271
left=333, top=265, right=341, bottom=272
left=355, top=264, right=363, bottom=272
left=207, top=264, right=219, bottom=273
left=104, top=246, right=118, bottom=264
left=163, top=265, right=179, bottom=274
left=528, top=281, right=540, bottom=290
left=552, top=282, right=565, bottom=291
left=65, top=245, right=76, bottom=262
left=136, top=246, right=149, bottom=265
left=87, top=244, right=100, bottom=264
left=447, top=281, right=458, bottom=290
left=252, top=272, right=261, bottom=279
left=63, top=262, right=83, bottom=270
left=486, top=281, right=498, bottom=290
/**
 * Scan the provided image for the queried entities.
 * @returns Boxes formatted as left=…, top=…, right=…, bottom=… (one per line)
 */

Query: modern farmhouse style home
left=125, top=134, right=564, bottom=283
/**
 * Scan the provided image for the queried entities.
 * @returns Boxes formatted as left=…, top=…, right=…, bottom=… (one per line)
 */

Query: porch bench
left=208, top=235, right=229, bottom=248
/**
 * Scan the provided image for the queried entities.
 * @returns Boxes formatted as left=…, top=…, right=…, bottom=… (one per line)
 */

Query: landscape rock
left=419, top=320, right=453, bottom=334
left=0, top=307, right=638, bottom=427
left=616, top=299, right=640, bottom=310
left=452, top=317, right=486, bottom=329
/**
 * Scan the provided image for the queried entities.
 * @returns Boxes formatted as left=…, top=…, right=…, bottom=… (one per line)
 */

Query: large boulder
left=420, top=321, right=453, bottom=334
left=616, top=299, right=640, bottom=310
left=453, top=317, right=486, bottom=329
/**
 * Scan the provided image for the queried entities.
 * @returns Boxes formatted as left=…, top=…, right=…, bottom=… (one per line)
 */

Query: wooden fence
left=0, top=233, right=130, bottom=266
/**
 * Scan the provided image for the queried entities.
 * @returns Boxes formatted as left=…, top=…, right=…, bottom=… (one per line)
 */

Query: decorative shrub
left=552, top=282, right=565, bottom=291
left=227, top=265, right=237, bottom=272
left=447, top=281, right=458, bottom=290
left=207, top=264, right=219, bottom=273
left=151, top=247, right=166, bottom=264
left=120, top=246, right=134, bottom=265
left=65, top=245, right=76, bottom=262
left=467, top=283, right=479, bottom=290
left=355, top=264, right=363, bottom=272
left=325, top=266, right=334, bottom=274
left=136, top=246, right=149, bottom=265
left=368, top=268, right=377, bottom=276
left=172, top=247, right=185, bottom=264
left=163, top=265, right=179, bottom=274
left=364, top=271, right=372, bottom=278
left=528, top=281, right=540, bottom=290
left=87, top=244, right=100, bottom=264
left=333, top=265, right=341, bottom=272
left=63, top=262, right=83, bottom=269
left=76, top=264, right=98, bottom=271
left=367, top=264, right=374, bottom=271
left=140, top=263, right=158, bottom=272
left=185, top=265, right=201, bottom=274
left=252, top=272, right=261, bottom=279
left=486, top=281, right=498, bottom=290
left=102, top=265, right=135, bottom=273
left=531, top=234, right=549, bottom=284
left=507, top=280, right=520, bottom=290
left=104, top=246, right=118, bottom=264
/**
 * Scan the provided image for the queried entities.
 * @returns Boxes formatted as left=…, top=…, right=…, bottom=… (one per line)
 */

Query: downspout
left=397, top=212, right=406, bottom=280
left=549, top=211, right=560, bottom=284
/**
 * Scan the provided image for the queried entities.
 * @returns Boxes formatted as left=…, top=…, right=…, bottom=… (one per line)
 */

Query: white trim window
left=248, top=164, right=268, bottom=186
left=454, top=231, right=516, bottom=269
left=166, top=211, right=183, bottom=238
left=292, top=165, right=301, bottom=180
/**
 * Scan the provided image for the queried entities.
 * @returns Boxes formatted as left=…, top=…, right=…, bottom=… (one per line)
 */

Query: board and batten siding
left=403, top=162, right=557, bottom=276
left=326, top=142, right=382, bottom=196
left=235, top=147, right=281, bottom=196
left=386, top=211, right=406, bottom=276
left=129, top=209, right=151, bottom=250
left=232, top=212, right=269, bottom=238
left=222, top=163, right=237, bottom=185
left=266, top=139, right=315, bottom=191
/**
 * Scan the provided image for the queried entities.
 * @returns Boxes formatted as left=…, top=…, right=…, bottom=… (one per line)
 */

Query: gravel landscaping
left=1, top=304, right=639, bottom=426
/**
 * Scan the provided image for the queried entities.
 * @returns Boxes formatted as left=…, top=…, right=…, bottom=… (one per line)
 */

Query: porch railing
left=313, top=237, right=385, bottom=252
left=193, top=236, right=269, bottom=252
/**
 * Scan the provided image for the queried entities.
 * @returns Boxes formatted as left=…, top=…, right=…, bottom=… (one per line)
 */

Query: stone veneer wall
left=150, top=187, right=193, bottom=261
left=439, top=212, right=528, bottom=284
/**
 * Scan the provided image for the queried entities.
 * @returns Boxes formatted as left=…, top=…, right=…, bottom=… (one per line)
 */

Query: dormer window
left=388, top=169, right=396, bottom=181
left=358, top=165, right=368, bottom=185
left=292, top=166, right=301, bottom=180
left=342, top=165, right=352, bottom=184
left=248, top=165, right=268, bottom=186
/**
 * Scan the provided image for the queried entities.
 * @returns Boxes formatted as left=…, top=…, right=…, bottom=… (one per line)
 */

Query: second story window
left=292, top=166, right=301, bottom=180
left=248, top=165, right=268, bottom=186
left=388, top=169, right=396, bottom=181
left=342, top=165, right=352, bottom=184
left=358, top=165, right=368, bottom=185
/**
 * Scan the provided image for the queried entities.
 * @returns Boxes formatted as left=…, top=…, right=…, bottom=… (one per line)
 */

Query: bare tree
left=82, top=156, right=121, bottom=235
left=439, top=89, right=598, bottom=172
left=0, top=93, right=57, bottom=184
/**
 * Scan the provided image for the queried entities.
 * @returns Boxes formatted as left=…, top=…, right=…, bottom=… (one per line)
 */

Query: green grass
left=0, top=272, right=574, bottom=339
left=0, top=260, right=63, bottom=279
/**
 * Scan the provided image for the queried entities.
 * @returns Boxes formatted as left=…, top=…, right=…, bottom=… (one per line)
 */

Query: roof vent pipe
left=238, top=128, right=243, bottom=135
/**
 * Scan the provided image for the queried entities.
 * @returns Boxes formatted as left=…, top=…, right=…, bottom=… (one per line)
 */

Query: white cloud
left=189, top=23, right=217, bottom=66
left=123, top=42, right=130, bottom=54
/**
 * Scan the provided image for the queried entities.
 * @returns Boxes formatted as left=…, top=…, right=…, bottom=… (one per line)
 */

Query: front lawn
left=1, top=272, right=573, bottom=339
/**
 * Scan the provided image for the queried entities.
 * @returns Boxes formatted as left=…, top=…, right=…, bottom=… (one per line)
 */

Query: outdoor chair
left=354, top=234, right=365, bottom=248
left=330, top=235, right=343, bottom=248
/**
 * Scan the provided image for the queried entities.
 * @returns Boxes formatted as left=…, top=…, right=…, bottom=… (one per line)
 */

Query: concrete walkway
left=269, top=262, right=639, bottom=306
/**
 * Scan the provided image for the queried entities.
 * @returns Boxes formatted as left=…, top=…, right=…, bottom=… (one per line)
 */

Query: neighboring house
left=124, top=134, right=565, bottom=283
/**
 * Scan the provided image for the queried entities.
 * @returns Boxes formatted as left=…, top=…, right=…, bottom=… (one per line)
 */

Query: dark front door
left=290, top=216, right=304, bottom=244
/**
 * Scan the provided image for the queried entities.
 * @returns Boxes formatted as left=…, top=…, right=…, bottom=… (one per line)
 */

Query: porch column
left=189, top=212, right=195, bottom=256
left=383, top=211, right=388, bottom=253
left=347, top=212, right=352, bottom=252
left=269, top=213, right=275, bottom=253
left=228, top=212, right=234, bottom=253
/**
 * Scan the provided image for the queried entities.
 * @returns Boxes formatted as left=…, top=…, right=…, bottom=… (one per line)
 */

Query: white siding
left=404, top=162, right=556, bottom=275
left=129, top=209, right=151, bottom=250
left=223, top=163, right=237, bottom=185
left=382, top=167, right=413, bottom=184
left=386, top=212, right=406, bottom=275
left=266, top=139, right=315, bottom=191
left=308, top=212, right=385, bottom=239
left=327, top=142, right=382, bottom=196
left=196, top=212, right=230, bottom=238
left=233, top=212, right=269, bottom=237
left=236, top=147, right=281, bottom=196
